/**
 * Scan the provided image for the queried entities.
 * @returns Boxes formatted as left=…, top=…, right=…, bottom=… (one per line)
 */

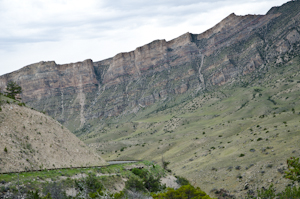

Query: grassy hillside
left=80, top=56, right=300, bottom=197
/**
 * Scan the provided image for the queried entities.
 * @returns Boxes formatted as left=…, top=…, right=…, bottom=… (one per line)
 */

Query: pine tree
left=5, top=81, right=22, bottom=100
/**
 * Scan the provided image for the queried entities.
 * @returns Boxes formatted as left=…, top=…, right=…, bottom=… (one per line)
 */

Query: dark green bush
left=256, top=184, right=300, bottom=199
left=125, top=177, right=146, bottom=192
left=144, top=175, right=163, bottom=192
left=113, top=191, right=125, bottom=199
left=131, top=168, right=148, bottom=179
left=130, top=168, right=165, bottom=192
left=176, top=176, right=190, bottom=186
left=277, top=185, right=300, bottom=198
left=75, top=173, right=104, bottom=195
left=152, top=184, right=213, bottom=199
left=285, top=157, right=300, bottom=182
left=257, top=184, right=276, bottom=199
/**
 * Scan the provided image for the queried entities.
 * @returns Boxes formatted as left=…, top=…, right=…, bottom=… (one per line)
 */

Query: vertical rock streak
left=198, top=54, right=205, bottom=90
left=78, top=75, right=86, bottom=127
left=61, top=89, right=64, bottom=118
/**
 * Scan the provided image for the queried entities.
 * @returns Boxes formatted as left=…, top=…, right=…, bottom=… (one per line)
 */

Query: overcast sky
left=0, top=0, right=289, bottom=76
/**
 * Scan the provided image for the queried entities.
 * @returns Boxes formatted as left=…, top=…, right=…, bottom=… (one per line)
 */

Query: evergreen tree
left=5, top=81, right=22, bottom=100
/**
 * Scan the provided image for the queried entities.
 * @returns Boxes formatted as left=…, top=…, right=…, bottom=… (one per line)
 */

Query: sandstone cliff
left=0, top=1, right=299, bottom=132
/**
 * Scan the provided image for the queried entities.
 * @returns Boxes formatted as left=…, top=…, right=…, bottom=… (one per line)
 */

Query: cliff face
left=0, top=59, right=99, bottom=129
left=1, top=1, right=300, bottom=132
left=99, top=32, right=194, bottom=86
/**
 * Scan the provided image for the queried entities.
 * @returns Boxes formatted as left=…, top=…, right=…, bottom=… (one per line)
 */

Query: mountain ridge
left=0, top=1, right=299, bottom=133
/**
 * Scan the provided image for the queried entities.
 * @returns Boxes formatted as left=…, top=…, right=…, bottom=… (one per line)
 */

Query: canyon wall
left=1, top=0, right=300, bottom=132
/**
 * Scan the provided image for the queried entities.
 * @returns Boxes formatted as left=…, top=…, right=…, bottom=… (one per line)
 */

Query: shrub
left=120, top=147, right=126, bottom=152
left=257, top=184, right=276, bottom=199
left=144, top=175, right=163, bottom=192
left=254, top=88, right=262, bottom=92
left=285, top=157, right=300, bottom=182
left=277, top=185, right=300, bottom=198
left=114, top=191, right=125, bottom=199
left=73, top=173, right=107, bottom=199
left=267, top=164, right=273, bottom=168
left=152, top=184, right=213, bottom=199
left=252, top=157, right=300, bottom=198
left=18, top=102, right=25, bottom=106
left=176, top=176, right=190, bottom=186
left=4, top=147, right=7, bottom=153
left=162, top=159, right=170, bottom=171
left=130, top=167, right=165, bottom=193
left=131, top=168, right=148, bottom=179
left=125, top=177, right=145, bottom=192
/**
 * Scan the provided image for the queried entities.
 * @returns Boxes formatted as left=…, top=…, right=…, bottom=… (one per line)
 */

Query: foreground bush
left=247, top=157, right=300, bottom=199
left=152, top=184, right=214, bottom=199
left=250, top=184, right=300, bottom=199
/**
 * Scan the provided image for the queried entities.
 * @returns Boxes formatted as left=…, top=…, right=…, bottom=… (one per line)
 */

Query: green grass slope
left=81, top=56, right=300, bottom=197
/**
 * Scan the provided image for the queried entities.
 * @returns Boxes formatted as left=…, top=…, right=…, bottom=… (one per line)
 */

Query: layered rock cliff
left=0, top=0, right=300, bottom=133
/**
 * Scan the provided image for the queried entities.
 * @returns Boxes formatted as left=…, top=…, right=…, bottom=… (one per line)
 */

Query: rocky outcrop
left=0, top=0, right=300, bottom=132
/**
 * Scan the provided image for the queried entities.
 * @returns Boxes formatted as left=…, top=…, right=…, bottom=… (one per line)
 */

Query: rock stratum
left=0, top=103, right=106, bottom=173
left=0, top=1, right=300, bottom=132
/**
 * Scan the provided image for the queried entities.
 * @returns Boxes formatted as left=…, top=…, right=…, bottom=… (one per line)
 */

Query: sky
left=0, top=0, right=290, bottom=76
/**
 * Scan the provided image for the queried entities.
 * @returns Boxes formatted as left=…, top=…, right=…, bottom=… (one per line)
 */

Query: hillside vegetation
left=81, top=56, right=300, bottom=197
left=0, top=161, right=215, bottom=199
